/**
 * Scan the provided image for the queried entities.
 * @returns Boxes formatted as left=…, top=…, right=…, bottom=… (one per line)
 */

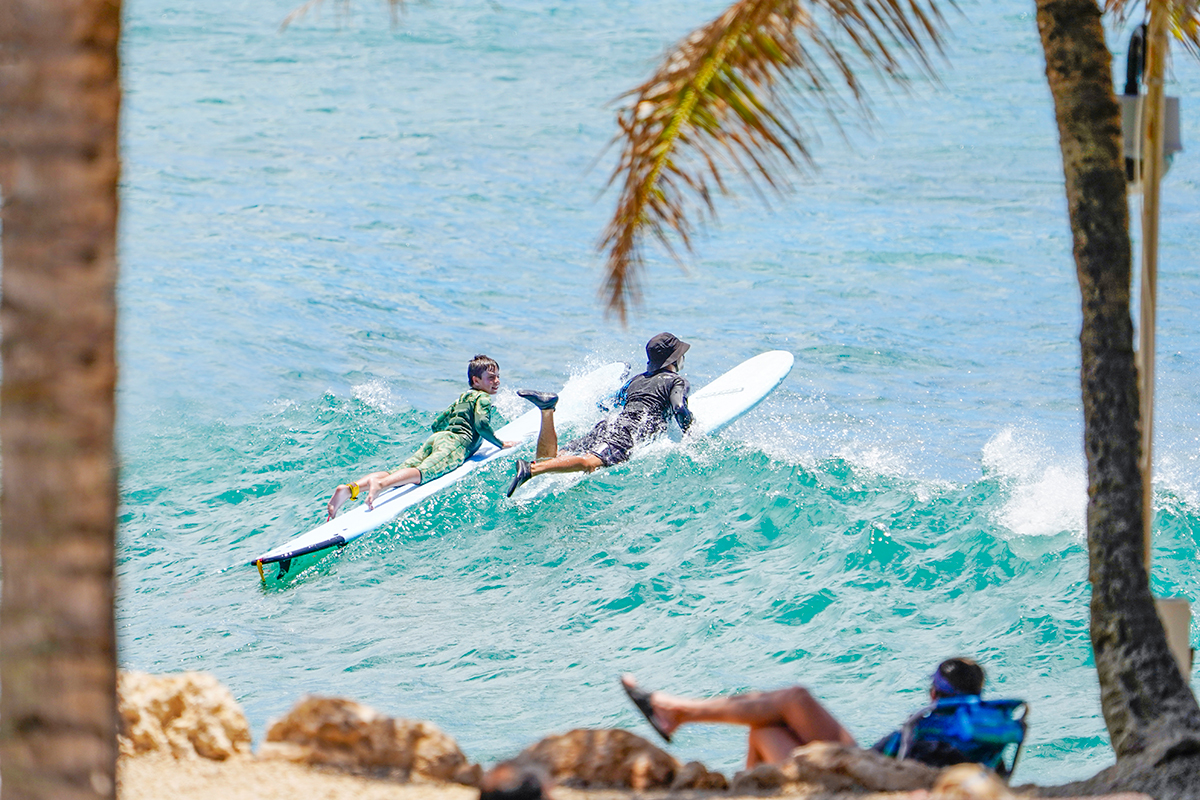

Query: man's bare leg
left=620, top=676, right=856, bottom=765
left=535, top=408, right=558, bottom=460
left=507, top=391, right=591, bottom=498
left=746, top=726, right=806, bottom=768
left=530, top=452, right=603, bottom=476
left=507, top=449, right=603, bottom=497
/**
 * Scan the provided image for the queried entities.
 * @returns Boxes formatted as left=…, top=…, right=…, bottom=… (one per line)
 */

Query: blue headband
left=931, top=671, right=966, bottom=697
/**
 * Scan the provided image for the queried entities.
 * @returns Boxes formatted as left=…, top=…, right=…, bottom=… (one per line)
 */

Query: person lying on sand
left=622, top=657, right=1006, bottom=770
left=505, top=333, right=694, bottom=497
left=327, top=354, right=518, bottom=518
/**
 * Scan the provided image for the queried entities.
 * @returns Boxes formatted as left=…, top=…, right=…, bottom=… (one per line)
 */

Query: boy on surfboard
left=327, top=354, right=519, bottom=518
left=505, top=333, right=694, bottom=497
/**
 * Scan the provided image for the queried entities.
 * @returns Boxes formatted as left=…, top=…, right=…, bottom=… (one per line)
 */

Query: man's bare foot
left=326, top=484, right=353, bottom=520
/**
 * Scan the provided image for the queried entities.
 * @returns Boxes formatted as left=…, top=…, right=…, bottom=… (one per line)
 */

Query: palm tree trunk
left=1034, top=0, right=1200, bottom=762
left=0, top=0, right=122, bottom=796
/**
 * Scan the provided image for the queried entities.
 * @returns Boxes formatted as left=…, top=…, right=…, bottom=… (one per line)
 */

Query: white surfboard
left=251, top=361, right=629, bottom=581
left=682, top=350, right=794, bottom=436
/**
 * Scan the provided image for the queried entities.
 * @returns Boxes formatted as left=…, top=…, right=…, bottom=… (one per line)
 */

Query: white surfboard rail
left=684, top=350, right=794, bottom=437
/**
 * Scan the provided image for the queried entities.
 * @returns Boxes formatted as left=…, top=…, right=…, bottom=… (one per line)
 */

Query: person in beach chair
left=505, top=332, right=694, bottom=498
left=325, top=354, right=519, bottom=519
left=621, top=657, right=1028, bottom=778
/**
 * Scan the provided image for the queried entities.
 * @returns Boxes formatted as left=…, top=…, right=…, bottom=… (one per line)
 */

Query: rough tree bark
left=0, top=0, right=122, bottom=797
left=1034, top=0, right=1200, bottom=786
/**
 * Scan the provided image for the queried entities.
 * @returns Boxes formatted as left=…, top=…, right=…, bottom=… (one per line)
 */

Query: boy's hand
left=503, top=440, right=520, bottom=449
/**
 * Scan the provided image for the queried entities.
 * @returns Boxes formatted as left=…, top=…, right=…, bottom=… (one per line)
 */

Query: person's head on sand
left=469, top=354, right=501, bottom=394
left=931, top=657, right=985, bottom=700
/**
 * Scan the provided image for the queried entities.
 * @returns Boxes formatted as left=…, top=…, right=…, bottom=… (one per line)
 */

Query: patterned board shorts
left=398, top=431, right=470, bottom=482
left=563, top=419, right=635, bottom=467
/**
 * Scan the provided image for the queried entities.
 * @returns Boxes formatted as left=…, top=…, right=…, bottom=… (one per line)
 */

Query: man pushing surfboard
left=506, top=333, right=695, bottom=497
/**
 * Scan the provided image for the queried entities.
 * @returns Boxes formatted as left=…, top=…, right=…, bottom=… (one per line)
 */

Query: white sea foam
left=1154, top=448, right=1200, bottom=510
left=722, top=396, right=963, bottom=499
left=490, top=388, right=527, bottom=424
left=982, top=426, right=1086, bottom=539
left=724, top=391, right=841, bottom=468
left=351, top=379, right=405, bottom=414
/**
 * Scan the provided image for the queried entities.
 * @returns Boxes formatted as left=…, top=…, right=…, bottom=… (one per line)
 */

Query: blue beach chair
left=882, top=696, right=1029, bottom=780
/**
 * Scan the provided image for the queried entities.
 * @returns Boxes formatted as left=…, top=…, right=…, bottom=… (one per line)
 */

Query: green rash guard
left=397, top=390, right=506, bottom=483
left=429, top=389, right=506, bottom=457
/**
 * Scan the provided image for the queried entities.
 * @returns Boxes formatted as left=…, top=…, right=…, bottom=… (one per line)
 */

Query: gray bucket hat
left=645, top=332, right=690, bottom=372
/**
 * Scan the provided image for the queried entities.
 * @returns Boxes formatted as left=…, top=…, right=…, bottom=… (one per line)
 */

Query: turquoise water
left=116, top=0, right=1200, bottom=786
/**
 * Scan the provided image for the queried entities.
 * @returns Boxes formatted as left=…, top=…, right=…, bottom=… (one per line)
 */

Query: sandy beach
left=118, top=754, right=480, bottom=800
left=117, top=752, right=1165, bottom=800
left=115, top=753, right=928, bottom=800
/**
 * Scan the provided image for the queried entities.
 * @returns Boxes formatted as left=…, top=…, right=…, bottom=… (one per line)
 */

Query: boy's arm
left=474, top=394, right=508, bottom=449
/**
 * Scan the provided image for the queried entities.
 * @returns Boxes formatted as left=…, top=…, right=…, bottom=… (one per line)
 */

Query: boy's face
left=471, top=366, right=501, bottom=394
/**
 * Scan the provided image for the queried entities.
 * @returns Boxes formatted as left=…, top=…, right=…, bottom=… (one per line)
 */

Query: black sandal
left=621, top=677, right=672, bottom=743
left=506, top=459, right=533, bottom=498
left=517, top=389, right=558, bottom=410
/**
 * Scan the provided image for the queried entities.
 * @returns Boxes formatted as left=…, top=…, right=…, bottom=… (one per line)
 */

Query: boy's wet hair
left=468, top=354, right=499, bottom=384
left=935, top=657, right=985, bottom=697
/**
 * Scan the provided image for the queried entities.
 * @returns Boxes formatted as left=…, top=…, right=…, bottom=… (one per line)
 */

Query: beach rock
left=777, top=742, right=942, bottom=793
left=672, top=760, right=729, bottom=791
left=258, top=696, right=480, bottom=784
left=507, top=728, right=680, bottom=789
left=730, top=763, right=789, bottom=793
left=117, top=670, right=252, bottom=760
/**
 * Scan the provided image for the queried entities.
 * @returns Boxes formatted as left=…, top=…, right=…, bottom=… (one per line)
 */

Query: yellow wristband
left=348, top=482, right=360, bottom=500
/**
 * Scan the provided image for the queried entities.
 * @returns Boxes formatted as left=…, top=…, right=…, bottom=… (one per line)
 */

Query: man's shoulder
left=660, top=370, right=688, bottom=390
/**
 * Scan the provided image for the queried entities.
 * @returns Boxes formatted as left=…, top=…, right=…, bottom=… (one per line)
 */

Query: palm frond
left=599, top=0, right=952, bottom=321
left=1104, top=1, right=1200, bottom=57
left=1167, top=0, right=1200, bottom=56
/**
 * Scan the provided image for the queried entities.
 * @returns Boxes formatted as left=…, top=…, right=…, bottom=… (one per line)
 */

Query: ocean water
left=116, top=0, right=1200, bottom=786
